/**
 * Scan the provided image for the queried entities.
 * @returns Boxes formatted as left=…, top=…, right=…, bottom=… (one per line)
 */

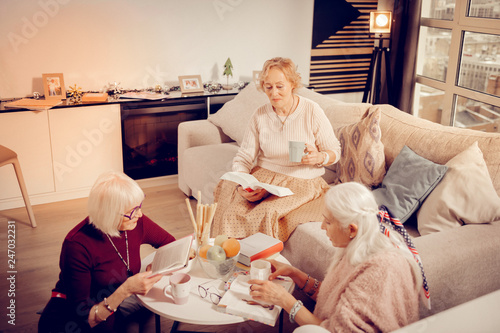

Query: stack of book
left=237, top=232, right=284, bottom=266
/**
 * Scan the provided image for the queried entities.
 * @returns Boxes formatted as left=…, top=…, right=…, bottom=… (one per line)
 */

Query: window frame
left=415, top=0, right=500, bottom=126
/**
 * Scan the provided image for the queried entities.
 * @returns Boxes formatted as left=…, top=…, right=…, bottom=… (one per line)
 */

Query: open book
left=150, top=234, right=193, bottom=276
left=220, top=172, right=294, bottom=197
left=218, top=272, right=293, bottom=326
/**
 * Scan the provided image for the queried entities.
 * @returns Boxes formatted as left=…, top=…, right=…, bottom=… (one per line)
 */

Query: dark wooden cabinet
left=120, top=92, right=237, bottom=179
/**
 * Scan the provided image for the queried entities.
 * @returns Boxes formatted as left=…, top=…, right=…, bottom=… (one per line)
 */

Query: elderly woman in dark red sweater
left=39, top=171, right=175, bottom=332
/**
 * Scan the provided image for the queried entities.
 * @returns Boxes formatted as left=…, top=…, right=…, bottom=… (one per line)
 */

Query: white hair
left=87, top=171, right=144, bottom=237
left=325, top=182, right=422, bottom=286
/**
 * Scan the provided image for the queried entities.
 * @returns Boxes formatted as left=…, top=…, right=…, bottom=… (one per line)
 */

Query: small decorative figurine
left=222, top=58, right=233, bottom=90
left=67, top=84, right=83, bottom=103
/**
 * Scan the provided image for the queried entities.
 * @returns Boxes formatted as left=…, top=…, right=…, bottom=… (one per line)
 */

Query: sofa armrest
left=414, top=221, right=500, bottom=318
left=178, top=119, right=233, bottom=150
left=178, top=119, right=234, bottom=196
left=282, top=222, right=337, bottom=281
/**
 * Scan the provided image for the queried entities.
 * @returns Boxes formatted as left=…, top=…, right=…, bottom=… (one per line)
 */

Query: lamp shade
left=369, top=11, right=392, bottom=34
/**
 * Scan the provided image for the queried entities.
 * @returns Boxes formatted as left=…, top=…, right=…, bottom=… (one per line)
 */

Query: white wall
left=0, top=0, right=314, bottom=98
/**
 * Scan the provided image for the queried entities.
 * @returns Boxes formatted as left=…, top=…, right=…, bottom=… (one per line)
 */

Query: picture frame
left=178, top=75, right=204, bottom=94
left=42, top=73, right=66, bottom=100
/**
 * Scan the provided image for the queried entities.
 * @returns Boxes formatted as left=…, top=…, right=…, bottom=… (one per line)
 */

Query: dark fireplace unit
left=120, top=94, right=235, bottom=180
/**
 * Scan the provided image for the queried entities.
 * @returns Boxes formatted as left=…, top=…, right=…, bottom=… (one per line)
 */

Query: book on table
left=238, top=232, right=284, bottom=266
left=218, top=272, right=293, bottom=326
left=82, top=92, right=108, bottom=102
left=150, top=234, right=193, bottom=276
left=119, top=91, right=168, bottom=100
left=3, top=98, right=63, bottom=111
left=220, top=172, right=294, bottom=197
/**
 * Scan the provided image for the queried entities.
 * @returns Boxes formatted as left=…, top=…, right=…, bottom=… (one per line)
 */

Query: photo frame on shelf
left=178, top=75, right=204, bottom=93
left=42, top=73, right=66, bottom=100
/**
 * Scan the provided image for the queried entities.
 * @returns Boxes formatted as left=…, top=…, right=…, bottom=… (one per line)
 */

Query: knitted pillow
left=334, top=107, right=386, bottom=187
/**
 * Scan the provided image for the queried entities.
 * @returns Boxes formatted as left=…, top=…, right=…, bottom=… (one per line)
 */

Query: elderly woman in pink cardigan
left=248, top=182, right=423, bottom=332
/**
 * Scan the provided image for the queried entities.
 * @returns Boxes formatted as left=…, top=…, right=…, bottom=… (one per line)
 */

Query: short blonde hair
left=258, top=57, right=302, bottom=93
left=87, top=171, right=144, bottom=237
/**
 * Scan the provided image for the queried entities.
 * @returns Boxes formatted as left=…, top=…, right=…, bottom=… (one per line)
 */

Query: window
left=413, top=0, right=500, bottom=133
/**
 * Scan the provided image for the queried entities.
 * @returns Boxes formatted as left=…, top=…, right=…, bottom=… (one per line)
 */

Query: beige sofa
left=178, top=83, right=500, bottom=319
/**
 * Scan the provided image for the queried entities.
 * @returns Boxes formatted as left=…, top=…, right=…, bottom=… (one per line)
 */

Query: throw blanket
left=377, top=206, right=431, bottom=310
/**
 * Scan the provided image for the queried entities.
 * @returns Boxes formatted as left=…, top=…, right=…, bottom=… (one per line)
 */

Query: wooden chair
left=0, top=145, right=37, bottom=227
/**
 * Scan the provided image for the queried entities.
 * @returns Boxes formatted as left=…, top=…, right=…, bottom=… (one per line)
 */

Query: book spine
left=237, top=254, right=251, bottom=266
left=249, top=242, right=284, bottom=262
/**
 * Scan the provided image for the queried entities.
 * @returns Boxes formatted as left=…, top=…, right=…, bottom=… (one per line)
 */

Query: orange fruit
left=222, top=238, right=240, bottom=258
left=198, top=244, right=212, bottom=259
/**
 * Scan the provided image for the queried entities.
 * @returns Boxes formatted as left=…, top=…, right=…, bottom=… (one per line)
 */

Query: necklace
left=278, top=96, right=296, bottom=129
left=106, top=231, right=133, bottom=277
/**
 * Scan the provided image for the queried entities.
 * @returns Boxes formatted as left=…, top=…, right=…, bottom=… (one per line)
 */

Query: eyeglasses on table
left=198, top=280, right=222, bottom=305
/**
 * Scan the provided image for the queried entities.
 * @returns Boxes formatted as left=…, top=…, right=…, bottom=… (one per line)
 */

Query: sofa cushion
left=323, top=103, right=372, bottom=130
left=334, top=107, right=386, bottom=187
left=413, top=222, right=500, bottom=318
left=183, top=143, right=239, bottom=203
left=373, top=146, right=448, bottom=223
left=208, top=82, right=269, bottom=145
left=417, top=141, right=500, bottom=235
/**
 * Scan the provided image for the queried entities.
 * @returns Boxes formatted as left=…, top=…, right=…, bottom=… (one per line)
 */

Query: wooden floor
left=0, top=183, right=299, bottom=332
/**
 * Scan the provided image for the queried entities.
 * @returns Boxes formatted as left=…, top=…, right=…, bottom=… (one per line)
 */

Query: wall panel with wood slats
left=310, top=1, right=378, bottom=94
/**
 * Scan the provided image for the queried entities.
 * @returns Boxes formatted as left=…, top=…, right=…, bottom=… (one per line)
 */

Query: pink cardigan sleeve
left=318, top=252, right=419, bottom=332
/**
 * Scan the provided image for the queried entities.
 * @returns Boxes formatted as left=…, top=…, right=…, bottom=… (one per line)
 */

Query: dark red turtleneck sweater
left=52, top=215, right=175, bottom=330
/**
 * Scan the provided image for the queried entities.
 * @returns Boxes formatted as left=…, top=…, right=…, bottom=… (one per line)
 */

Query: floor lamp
left=363, top=11, right=393, bottom=104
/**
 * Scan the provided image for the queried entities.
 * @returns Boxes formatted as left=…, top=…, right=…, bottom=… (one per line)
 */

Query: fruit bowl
left=197, top=248, right=239, bottom=281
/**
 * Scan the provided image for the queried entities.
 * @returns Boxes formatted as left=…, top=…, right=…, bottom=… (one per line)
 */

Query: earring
left=349, top=235, right=354, bottom=239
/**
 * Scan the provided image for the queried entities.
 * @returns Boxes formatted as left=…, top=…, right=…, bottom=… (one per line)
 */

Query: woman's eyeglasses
left=198, top=280, right=222, bottom=305
left=122, top=201, right=143, bottom=220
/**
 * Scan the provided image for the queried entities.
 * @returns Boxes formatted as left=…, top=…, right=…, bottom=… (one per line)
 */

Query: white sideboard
left=0, top=104, right=122, bottom=210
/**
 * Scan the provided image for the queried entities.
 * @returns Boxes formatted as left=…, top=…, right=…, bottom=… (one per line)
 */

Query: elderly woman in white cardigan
left=248, top=182, right=423, bottom=332
left=212, top=57, right=341, bottom=242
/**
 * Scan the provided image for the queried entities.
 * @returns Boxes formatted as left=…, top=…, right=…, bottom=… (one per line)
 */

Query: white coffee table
left=137, top=252, right=292, bottom=333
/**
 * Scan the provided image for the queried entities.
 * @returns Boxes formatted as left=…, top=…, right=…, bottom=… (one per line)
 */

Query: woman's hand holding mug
left=301, top=143, right=324, bottom=165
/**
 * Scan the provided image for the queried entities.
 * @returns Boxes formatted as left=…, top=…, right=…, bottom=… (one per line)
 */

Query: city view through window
left=414, top=0, right=500, bottom=132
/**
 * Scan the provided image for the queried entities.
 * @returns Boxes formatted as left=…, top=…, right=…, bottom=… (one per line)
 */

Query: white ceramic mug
left=164, top=273, right=191, bottom=305
left=250, top=259, right=271, bottom=281
left=289, top=141, right=307, bottom=162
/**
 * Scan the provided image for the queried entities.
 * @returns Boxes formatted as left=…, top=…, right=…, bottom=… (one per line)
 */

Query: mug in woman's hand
left=289, top=141, right=308, bottom=162
left=250, top=259, right=271, bottom=281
